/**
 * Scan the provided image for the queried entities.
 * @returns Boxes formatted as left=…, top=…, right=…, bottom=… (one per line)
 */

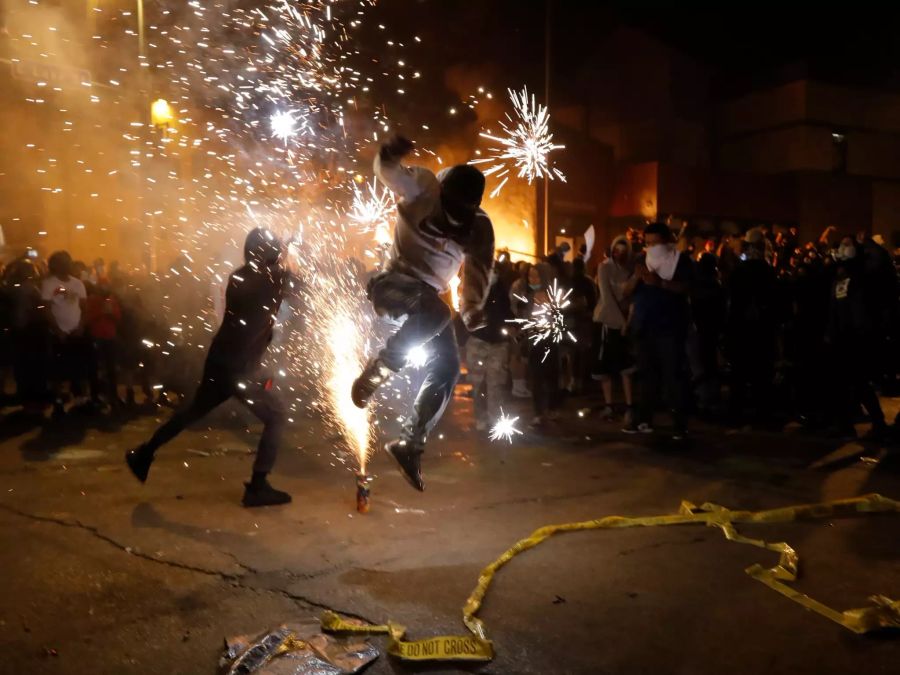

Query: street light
left=150, top=98, right=173, bottom=128
left=146, top=97, right=172, bottom=275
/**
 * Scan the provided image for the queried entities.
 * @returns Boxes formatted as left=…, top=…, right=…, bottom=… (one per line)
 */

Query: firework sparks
left=406, top=344, right=430, bottom=369
left=326, top=309, right=373, bottom=474
left=270, top=110, right=298, bottom=143
left=473, top=86, right=566, bottom=196
left=509, top=279, right=576, bottom=360
left=489, top=410, right=523, bottom=443
left=347, top=178, right=396, bottom=245
left=9, top=0, right=427, bottom=484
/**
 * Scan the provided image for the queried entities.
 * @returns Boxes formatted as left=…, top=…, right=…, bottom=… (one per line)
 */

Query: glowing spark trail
left=326, top=309, right=373, bottom=474
left=489, top=410, right=523, bottom=443
left=473, top=86, right=566, bottom=196
left=348, top=178, right=397, bottom=245
left=509, top=279, right=576, bottom=361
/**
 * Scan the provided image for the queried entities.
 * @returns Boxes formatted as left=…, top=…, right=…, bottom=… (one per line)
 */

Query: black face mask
left=419, top=195, right=477, bottom=244
left=440, top=195, right=477, bottom=239
left=443, top=192, right=477, bottom=223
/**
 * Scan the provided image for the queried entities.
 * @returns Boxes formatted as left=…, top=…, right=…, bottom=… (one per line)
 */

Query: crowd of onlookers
left=0, top=251, right=186, bottom=419
left=462, top=222, right=900, bottom=443
left=2, top=222, right=899, bottom=447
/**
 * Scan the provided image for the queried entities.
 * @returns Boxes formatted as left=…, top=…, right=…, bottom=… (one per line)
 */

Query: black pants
left=13, top=328, right=51, bottom=406
left=143, top=363, right=284, bottom=474
left=832, top=342, right=886, bottom=429
left=793, top=334, right=826, bottom=424
left=636, top=333, right=688, bottom=431
left=90, top=338, right=119, bottom=403
left=369, top=271, right=460, bottom=447
left=51, top=333, right=90, bottom=398
left=528, top=344, right=560, bottom=416
left=727, top=325, right=776, bottom=421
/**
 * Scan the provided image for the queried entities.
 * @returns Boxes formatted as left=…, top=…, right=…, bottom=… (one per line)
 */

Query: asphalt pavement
left=0, top=390, right=898, bottom=674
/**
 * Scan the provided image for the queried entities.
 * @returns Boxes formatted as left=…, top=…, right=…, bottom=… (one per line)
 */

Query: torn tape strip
left=322, top=493, right=899, bottom=663
left=321, top=610, right=493, bottom=661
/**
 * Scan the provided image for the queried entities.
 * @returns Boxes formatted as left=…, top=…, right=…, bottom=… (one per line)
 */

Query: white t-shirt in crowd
left=41, top=275, right=87, bottom=334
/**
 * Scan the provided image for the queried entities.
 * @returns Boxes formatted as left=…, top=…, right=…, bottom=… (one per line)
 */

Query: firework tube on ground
left=356, top=473, right=373, bottom=514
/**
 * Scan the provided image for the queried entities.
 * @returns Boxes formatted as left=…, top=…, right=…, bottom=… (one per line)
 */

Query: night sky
left=377, top=1, right=900, bottom=101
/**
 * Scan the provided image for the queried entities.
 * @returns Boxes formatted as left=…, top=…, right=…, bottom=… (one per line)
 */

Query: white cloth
left=41, top=275, right=86, bottom=334
left=645, top=244, right=679, bottom=281
left=583, top=225, right=595, bottom=263
left=374, top=153, right=494, bottom=319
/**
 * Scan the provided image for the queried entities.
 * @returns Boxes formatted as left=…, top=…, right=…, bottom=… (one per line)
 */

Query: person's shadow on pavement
left=17, top=404, right=133, bottom=461
left=130, top=501, right=275, bottom=566
left=19, top=416, right=88, bottom=461
left=0, top=410, right=44, bottom=445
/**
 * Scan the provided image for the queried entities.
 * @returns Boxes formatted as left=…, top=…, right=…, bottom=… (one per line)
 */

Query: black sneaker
left=351, top=358, right=392, bottom=408
left=125, top=445, right=154, bottom=483
left=386, top=440, right=425, bottom=492
left=242, top=479, right=292, bottom=508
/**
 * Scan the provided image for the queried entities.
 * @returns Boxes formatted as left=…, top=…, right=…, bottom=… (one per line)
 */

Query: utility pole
left=542, top=0, right=552, bottom=257
left=137, top=0, right=145, bottom=56
left=135, top=0, right=156, bottom=272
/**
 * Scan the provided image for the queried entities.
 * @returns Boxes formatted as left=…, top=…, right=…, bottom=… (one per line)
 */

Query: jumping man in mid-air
left=126, top=227, right=293, bottom=507
left=352, top=136, right=495, bottom=491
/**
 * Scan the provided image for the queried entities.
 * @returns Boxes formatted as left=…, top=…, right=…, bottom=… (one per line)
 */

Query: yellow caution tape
left=320, top=610, right=493, bottom=661
left=322, top=493, right=900, bottom=661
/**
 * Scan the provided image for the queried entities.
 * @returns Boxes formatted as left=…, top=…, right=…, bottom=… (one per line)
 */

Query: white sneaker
left=637, top=422, right=654, bottom=434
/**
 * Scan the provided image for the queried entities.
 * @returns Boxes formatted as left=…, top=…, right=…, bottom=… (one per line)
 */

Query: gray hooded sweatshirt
left=374, top=153, right=494, bottom=323
left=594, top=234, right=634, bottom=330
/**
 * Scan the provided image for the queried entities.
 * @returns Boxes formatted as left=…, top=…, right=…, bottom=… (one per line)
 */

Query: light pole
left=86, top=1, right=143, bottom=54
left=136, top=0, right=145, bottom=58
left=542, top=0, right=552, bottom=257
left=146, top=99, right=173, bottom=274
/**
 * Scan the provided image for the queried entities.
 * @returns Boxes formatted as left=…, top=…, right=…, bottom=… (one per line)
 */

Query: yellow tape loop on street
left=322, top=493, right=900, bottom=662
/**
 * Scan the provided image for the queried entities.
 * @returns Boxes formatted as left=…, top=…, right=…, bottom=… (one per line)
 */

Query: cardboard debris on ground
left=221, top=619, right=378, bottom=675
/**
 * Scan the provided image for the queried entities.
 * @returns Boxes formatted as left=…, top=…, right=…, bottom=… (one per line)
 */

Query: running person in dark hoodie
left=125, top=227, right=292, bottom=507
left=351, top=136, right=494, bottom=491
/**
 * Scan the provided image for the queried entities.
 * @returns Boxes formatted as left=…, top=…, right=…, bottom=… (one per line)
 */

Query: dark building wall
left=546, top=126, right=615, bottom=261
left=575, top=27, right=712, bottom=168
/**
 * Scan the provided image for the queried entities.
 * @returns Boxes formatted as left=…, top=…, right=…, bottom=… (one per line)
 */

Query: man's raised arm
left=373, top=135, right=438, bottom=203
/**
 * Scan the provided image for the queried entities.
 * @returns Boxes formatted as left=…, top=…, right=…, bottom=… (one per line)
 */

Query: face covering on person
left=529, top=283, right=542, bottom=291
left=644, top=243, right=679, bottom=281
left=437, top=164, right=485, bottom=234
left=836, top=244, right=856, bottom=261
